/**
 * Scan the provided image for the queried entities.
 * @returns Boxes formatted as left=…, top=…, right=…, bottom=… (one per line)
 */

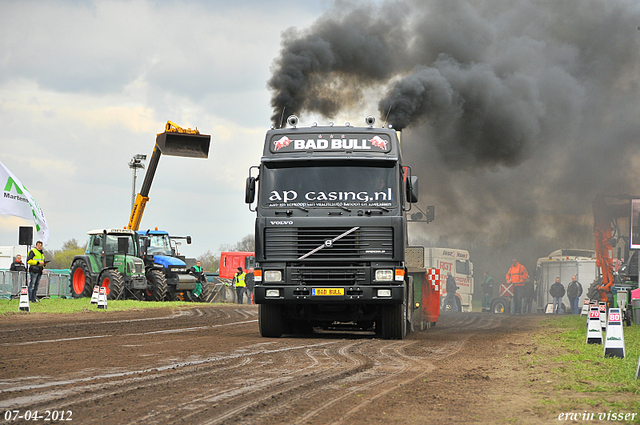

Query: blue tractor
left=137, top=229, right=211, bottom=302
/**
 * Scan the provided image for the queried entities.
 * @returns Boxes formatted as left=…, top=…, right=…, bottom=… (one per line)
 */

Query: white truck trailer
left=423, top=247, right=474, bottom=312
left=534, top=249, right=598, bottom=313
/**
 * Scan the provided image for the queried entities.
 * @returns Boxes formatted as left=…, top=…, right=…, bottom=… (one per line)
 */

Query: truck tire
left=381, top=304, right=405, bottom=340
left=144, top=269, right=167, bottom=302
left=491, top=297, right=509, bottom=314
left=100, top=269, right=124, bottom=300
left=259, top=304, right=285, bottom=337
left=69, top=259, right=92, bottom=298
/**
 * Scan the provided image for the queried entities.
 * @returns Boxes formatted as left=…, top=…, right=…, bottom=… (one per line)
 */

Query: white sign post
left=587, top=307, right=603, bottom=344
left=604, top=308, right=625, bottom=358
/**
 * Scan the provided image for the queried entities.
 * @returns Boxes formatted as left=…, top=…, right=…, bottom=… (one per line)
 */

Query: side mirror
left=145, top=238, right=151, bottom=248
left=93, top=237, right=101, bottom=246
left=186, top=236, right=192, bottom=244
left=245, top=176, right=256, bottom=204
left=406, top=176, right=419, bottom=203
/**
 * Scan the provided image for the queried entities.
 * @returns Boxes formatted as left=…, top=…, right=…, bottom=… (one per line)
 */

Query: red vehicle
left=219, top=252, right=255, bottom=279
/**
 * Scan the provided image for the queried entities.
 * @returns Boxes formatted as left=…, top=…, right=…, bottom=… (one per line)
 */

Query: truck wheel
left=100, top=270, right=124, bottom=300
left=144, top=269, right=167, bottom=302
left=69, top=260, right=92, bottom=298
left=381, top=304, right=405, bottom=340
left=259, top=304, right=285, bottom=337
left=491, top=298, right=509, bottom=314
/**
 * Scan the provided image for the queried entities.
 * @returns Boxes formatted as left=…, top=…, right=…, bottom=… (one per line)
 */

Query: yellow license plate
left=312, top=288, right=344, bottom=296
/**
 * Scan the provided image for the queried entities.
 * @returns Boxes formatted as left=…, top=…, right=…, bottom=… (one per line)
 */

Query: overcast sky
left=0, top=0, right=331, bottom=258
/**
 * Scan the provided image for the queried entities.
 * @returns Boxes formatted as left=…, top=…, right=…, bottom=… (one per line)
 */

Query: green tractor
left=69, top=229, right=147, bottom=300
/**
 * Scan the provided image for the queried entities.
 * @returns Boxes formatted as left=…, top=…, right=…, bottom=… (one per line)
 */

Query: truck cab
left=246, top=116, right=418, bottom=339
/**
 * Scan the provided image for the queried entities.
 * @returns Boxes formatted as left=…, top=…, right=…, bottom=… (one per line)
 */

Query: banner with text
left=0, top=161, right=49, bottom=245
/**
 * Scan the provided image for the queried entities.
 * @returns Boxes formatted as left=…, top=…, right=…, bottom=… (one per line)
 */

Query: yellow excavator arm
left=126, top=121, right=210, bottom=231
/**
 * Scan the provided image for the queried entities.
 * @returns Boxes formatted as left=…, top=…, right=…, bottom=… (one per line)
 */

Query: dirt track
left=0, top=306, right=553, bottom=424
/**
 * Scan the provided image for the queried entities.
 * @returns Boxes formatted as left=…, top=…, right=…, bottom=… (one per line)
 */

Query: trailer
left=534, top=249, right=598, bottom=313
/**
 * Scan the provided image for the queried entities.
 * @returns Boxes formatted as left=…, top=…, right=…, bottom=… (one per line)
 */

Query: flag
left=0, top=161, right=49, bottom=245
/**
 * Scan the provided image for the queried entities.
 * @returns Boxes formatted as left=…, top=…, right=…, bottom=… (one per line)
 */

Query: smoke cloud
left=268, top=0, right=640, bottom=277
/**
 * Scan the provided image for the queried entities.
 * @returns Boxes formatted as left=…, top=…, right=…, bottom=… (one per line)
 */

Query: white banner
left=0, top=161, right=49, bottom=245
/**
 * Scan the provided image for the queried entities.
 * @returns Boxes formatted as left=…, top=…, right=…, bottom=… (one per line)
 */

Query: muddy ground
left=0, top=305, right=615, bottom=424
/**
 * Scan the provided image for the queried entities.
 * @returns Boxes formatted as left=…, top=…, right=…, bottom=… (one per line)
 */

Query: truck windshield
left=261, top=162, right=398, bottom=209
left=147, top=235, right=172, bottom=256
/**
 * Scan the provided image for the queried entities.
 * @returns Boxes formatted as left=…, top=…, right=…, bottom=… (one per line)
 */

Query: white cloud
left=0, top=0, right=326, bottom=257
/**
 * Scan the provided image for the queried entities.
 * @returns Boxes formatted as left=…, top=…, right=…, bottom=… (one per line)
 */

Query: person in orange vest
left=506, top=258, right=528, bottom=315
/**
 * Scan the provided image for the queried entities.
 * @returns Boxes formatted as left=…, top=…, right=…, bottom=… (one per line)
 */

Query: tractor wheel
left=99, top=269, right=124, bottom=300
left=196, top=281, right=213, bottom=303
left=69, top=259, right=92, bottom=298
left=144, top=269, right=167, bottom=302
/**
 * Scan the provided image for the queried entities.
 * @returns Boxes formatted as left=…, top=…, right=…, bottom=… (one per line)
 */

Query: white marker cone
left=586, top=306, right=603, bottom=344
left=603, top=308, right=625, bottom=359
left=97, top=287, right=107, bottom=310
left=581, top=298, right=590, bottom=316
left=599, top=302, right=607, bottom=330
left=18, top=286, right=30, bottom=312
left=90, top=285, right=99, bottom=305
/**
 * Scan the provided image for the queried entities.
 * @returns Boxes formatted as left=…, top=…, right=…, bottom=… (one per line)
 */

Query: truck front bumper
left=254, top=284, right=404, bottom=304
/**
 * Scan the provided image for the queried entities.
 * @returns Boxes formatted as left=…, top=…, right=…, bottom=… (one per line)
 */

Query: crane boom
left=127, top=122, right=210, bottom=231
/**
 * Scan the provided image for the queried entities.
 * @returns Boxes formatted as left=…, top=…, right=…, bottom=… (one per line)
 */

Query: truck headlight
left=377, top=289, right=392, bottom=297
left=266, top=289, right=280, bottom=297
left=375, top=269, right=393, bottom=281
left=264, top=270, right=282, bottom=282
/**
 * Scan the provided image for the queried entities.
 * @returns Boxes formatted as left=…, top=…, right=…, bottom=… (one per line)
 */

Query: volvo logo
left=324, top=240, right=333, bottom=248
left=270, top=220, right=294, bottom=225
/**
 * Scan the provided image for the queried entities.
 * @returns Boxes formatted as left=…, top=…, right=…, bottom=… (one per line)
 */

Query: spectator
left=481, top=271, right=494, bottom=312
left=233, top=267, right=247, bottom=305
left=521, top=278, right=535, bottom=314
left=27, top=241, right=46, bottom=302
left=443, top=272, right=458, bottom=312
left=245, top=268, right=255, bottom=305
left=550, top=277, right=565, bottom=314
left=506, top=259, right=528, bottom=315
left=566, top=275, right=583, bottom=315
left=9, top=254, right=27, bottom=291
left=190, top=260, right=205, bottom=300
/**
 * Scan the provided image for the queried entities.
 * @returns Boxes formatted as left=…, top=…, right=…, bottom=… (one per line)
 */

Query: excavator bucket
left=156, top=132, right=210, bottom=158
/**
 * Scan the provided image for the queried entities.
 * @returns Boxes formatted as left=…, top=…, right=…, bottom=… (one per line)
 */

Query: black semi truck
left=245, top=115, right=418, bottom=339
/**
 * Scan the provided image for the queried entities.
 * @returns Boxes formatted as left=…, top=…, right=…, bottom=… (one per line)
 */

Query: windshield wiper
left=274, top=205, right=309, bottom=215
left=334, top=205, right=352, bottom=213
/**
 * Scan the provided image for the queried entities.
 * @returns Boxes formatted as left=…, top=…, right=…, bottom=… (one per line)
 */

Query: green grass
left=0, top=297, right=215, bottom=315
left=531, top=315, right=640, bottom=421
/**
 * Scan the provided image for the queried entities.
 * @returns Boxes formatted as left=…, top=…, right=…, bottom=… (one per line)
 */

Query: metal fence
left=0, top=270, right=71, bottom=299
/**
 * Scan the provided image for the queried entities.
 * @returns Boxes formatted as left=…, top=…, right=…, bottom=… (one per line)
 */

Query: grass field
left=0, top=297, right=214, bottom=314
left=530, top=315, right=640, bottom=422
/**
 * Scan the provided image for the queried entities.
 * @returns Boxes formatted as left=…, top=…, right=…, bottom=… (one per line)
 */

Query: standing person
left=550, top=277, right=565, bottom=314
left=233, top=267, right=246, bottom=305
left=566, top=275, right=583, bottom=315
left=443, top=272, right=458, bottom=312
left=245, top=268, right=255, bottom=305
left=9, top=254, right=27, bottom=292
left=481, top=271, right=494, bottom=312
left=521, top=278, right=535, bottom=314
left=506, top=259, right=528, bottom=315
left=190, top=260, right=205, bottom=299
left=27, top=241, right=46, bottom=302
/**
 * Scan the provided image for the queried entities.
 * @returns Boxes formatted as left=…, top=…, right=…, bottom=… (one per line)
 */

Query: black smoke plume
left=269, top=0, right=640, bottom=280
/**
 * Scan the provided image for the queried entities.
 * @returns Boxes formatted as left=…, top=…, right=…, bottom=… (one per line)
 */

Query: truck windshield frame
left=259, top=161, right=399, bottom=209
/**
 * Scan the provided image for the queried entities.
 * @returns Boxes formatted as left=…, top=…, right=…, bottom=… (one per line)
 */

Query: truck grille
left=264, top=227, right=393, bottom=260
left=291, top=267, right=366, bottom=285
